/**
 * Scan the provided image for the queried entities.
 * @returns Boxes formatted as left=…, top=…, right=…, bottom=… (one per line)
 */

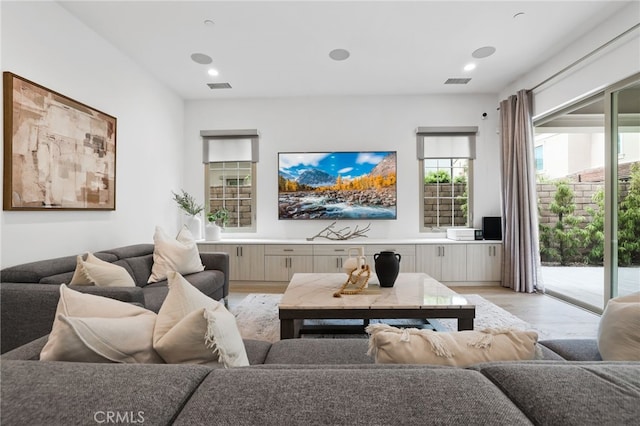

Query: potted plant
left=172, top=190, right=203, bottom=239
left=205, top=208, right=229, bottom=241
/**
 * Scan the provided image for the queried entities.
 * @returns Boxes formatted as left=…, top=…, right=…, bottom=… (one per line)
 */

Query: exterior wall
left=423, top=183, right=467, bottom=227
left=209, top=186, right=253, bottom=227
left=538, top=180, right=632, bottom=228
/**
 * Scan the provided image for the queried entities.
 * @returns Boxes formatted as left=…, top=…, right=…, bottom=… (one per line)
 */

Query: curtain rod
left=529, top=22, right=640, bottom=92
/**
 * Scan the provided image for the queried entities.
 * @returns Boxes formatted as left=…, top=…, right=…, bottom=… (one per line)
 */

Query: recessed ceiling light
left=191, top=53, right=213, bottom=64
left=472, top=46, right=496, bottom=59
left=204, top=19, right=215, bottom=26
left=464, top=63, right=476, bottom=72
left=329, top=48, right=350, bottom=61
left=207, top=68, right=219, bottom=77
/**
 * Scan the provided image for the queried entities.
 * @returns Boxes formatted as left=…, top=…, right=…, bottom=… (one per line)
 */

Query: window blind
left=416, top=126, right=477, bottom=159
left=201, top=129, right=259, bottom=163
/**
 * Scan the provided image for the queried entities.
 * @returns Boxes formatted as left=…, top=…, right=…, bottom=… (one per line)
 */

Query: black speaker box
left=482, top=217, right=502, bottom=240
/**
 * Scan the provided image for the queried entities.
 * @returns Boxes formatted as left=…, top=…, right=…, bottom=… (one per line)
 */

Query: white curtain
left=499, top=90, right=544, bottom=293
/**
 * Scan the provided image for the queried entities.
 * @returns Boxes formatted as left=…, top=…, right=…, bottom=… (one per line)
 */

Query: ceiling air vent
left=444, top=78, right=471, bottom=85
left=207, top=83, right=232, bottom=89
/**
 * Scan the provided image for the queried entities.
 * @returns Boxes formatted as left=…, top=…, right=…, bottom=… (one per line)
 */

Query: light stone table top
left=279, top=272, right=473, bottom=310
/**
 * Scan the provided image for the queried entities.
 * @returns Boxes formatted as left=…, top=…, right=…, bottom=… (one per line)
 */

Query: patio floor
left=541, top=266, right=640, bottom=309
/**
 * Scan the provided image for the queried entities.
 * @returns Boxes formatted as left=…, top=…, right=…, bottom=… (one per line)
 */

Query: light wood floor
left=228, top=282, right=601, bottom=340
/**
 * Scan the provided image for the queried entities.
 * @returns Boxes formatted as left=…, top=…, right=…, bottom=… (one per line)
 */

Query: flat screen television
left=278, top=151, right=397, bottom=220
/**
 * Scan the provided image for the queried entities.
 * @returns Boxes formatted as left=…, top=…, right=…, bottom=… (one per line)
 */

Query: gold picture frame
left=3, top=72, right=117, bottom=210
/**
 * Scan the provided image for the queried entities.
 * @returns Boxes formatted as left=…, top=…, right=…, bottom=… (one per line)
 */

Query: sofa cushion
left=69, top=253, right=135, bottom=287
left=265, top=338, right=372, bottom=364
left=0, top=360, right=212, bottom=426
left=153, top=271, right=248, bottom=366
left=0, top=252, right=117, bottom=283
left=143, top=270, right=226, bottom=313
left=148, top=226, right=204, bottom=283
left=598, top=292, right=640, bottom=361
left=121, top=254, right=155, bottom=287
left=476, top=362, right=640, bottom=425
left=367, top=324, right=538, bottom=366
left=172, top=366, right=532, bottom=425
left=96, top=243, right=154, bottom=260
left=38, top=271, right=75, bottom=285
left=40, top=285, right=162, bottom=363
left=2, top=336, right=273, bottom=366
left=538, top=339, right=602, bottom=361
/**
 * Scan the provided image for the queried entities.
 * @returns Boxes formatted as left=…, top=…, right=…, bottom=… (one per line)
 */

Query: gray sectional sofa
left=0, top=244, right=229, bottom=353
left=2, top=247, right=639, bottom=424
left=1, top=336, right=639, bottom=425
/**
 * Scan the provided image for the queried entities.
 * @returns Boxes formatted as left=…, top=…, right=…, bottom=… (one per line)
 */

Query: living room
left=1, top=0, right=638, bottom=338
left=0, top=0, right=636, bottom=266
left=1, top=1, right=639, bottom=424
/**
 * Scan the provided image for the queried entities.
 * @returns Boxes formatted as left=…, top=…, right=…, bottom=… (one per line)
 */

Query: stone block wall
left=538, top=181, right=631, bottom=228
left=423, top=183, right=467, bottom=227
left=209, top=186, right=253, bottom=227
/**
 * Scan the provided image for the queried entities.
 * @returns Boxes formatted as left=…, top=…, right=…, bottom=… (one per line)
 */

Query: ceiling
left=58, top=1, right=631, bottom=101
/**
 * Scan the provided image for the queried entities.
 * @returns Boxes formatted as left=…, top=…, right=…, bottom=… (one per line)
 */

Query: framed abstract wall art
left=3, top=72, right=117, bottom=210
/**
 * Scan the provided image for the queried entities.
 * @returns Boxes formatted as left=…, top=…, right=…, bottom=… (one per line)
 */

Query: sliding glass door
left=534, top=72, right=640, bottom=312
left=534, top=95, right=606, bottom=310
left=607, top=77, right=640, bottom=301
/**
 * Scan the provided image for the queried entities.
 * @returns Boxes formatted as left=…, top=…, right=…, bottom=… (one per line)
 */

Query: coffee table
left=279, top=272, right=475, bottom=339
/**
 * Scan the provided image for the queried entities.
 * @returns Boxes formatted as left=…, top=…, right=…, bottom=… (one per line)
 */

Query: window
left=201, top=130, right=259, bottom=231
left=206, top=162, right=255, bottom=230
left=535, top=145, right=544, bottom=171
left=417, top=127, right=476, bottom=231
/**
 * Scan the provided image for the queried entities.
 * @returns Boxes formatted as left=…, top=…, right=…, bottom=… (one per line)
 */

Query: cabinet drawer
left=264, top=244, right=313, bottom=256
left=313, top=245, right=351, bottom=256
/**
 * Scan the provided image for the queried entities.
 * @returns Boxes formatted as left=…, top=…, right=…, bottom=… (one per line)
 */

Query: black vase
left=374, top=251, right=401, bottom=287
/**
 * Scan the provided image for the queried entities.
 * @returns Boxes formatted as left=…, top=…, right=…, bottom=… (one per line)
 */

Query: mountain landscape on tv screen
left=278, top=151, right=397, bottom=220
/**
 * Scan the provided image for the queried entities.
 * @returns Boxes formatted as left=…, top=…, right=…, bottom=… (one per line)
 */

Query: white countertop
left=197, top=238, right=501, bottom=245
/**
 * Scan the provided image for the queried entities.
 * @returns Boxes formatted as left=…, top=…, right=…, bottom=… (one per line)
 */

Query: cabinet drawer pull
left=334, top=249, right=345, bottom=252
left=283, top=249, right=294, bottom=252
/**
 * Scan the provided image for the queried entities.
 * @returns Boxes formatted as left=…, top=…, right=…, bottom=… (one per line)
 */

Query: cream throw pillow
left=148, top=226, right=205, bottom=283
left=69, top=252, right=135, bottom=287
left=40, top=285, right=162, bottom=363
left=153, top=271, right=249, bottom=367
left=598, top=291, right=640, bottom=361
left=366, top=324, right=538, bottom=367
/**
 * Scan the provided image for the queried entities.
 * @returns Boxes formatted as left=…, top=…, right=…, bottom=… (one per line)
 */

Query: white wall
left=500, top=1, right=640, bottom=117
left=184, top=94, right=501, bottom=240
left=1, top=1, right=184, bottom=267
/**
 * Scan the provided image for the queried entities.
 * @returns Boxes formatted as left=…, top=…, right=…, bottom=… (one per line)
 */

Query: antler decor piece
left=306, top=221, right=371, bottom=241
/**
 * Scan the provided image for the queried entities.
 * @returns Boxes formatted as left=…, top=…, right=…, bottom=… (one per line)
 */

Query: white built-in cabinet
left=313, top=245, right=350, bottom=273
left=264, top=245, right=314, bottom=281
left=198, top=240, right=501, bottom=285
left=466, top=244, right=502, bottom=282
left=415, top=244, right=467, bottom=282
left=199, top=243, right=265, bottom=281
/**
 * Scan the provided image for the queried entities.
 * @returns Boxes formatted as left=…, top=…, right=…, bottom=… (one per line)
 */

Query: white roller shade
left=416, top=126, right=477, bottom=159
left=201, top=129, right=259, bottom=163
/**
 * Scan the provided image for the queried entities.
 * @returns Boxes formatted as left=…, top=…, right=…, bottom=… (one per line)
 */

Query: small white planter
left=205, top=223, right=222, bottom=241
left=183, top=214, right=203, bottom=240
